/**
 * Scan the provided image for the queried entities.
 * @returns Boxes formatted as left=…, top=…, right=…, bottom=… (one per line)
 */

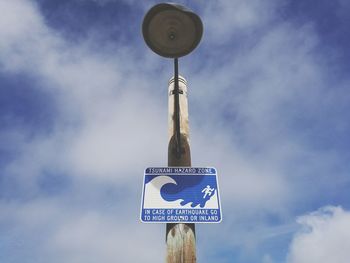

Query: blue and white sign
left=140, top=167, right=222, bottom=223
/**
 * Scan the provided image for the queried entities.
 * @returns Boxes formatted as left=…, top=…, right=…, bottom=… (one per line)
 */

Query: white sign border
left=140, top=167, right=222, bottom=224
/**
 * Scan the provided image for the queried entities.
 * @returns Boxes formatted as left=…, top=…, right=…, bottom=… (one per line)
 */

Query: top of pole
left=142, top=3, right=203, bottom=58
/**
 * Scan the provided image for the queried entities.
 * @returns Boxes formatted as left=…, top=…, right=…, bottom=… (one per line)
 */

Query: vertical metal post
left=166, top=71, right=196, bottom=263
left=173, top=58, right=182, bottom=159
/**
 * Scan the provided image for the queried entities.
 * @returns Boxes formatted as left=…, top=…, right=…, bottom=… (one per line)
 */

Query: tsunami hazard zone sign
left=140, top=167, right=222, bottom=223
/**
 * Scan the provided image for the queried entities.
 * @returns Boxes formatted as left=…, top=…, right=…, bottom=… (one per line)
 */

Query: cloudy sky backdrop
left=1, top=0, right=350, bottom=262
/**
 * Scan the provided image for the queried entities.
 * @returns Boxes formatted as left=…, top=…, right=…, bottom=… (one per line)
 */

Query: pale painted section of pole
left=166, top=75, right=196, bottom=263
left=168, top=76, right=190, bottom=141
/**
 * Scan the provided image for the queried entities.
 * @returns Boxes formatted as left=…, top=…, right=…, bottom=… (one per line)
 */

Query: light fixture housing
left=142, top=3, right=203, bottom=58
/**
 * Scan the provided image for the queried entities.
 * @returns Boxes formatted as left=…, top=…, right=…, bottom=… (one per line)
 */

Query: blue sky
left=1, top=0, right=350, bottom=262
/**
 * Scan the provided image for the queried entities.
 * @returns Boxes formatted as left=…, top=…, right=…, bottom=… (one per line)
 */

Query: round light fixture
left=142, top=3, right=203, bottom=58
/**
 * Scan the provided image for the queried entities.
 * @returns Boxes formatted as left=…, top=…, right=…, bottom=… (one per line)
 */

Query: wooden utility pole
left=166, top=69, right=196, bottom=262
left=141, top=4, right=203, bottom=262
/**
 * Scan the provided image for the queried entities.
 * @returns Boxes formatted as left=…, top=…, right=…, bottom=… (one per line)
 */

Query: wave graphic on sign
left=143, top=175, right=218, bottom=209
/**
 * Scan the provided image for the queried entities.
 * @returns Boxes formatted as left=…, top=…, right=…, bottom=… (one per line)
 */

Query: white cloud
left=0, top=198, right=164, bottom=263
left=263, top=254, right=276, bottom=263
left=287, top=206, right=350, bottom=263
left=0, top=2, right=170, bottom=260
left=0, top=0, right=43, bottom=44
left=0, top=0, right=53, bottom=72
left=201, top=0, right=276, bottom=43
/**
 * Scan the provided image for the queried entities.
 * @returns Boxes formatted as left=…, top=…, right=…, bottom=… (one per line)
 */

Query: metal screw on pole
left=142, top=3, right=203, bottom=263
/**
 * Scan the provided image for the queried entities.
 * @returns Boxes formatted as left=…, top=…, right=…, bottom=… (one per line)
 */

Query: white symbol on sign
left=201, top=185, right=215, bottom=199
